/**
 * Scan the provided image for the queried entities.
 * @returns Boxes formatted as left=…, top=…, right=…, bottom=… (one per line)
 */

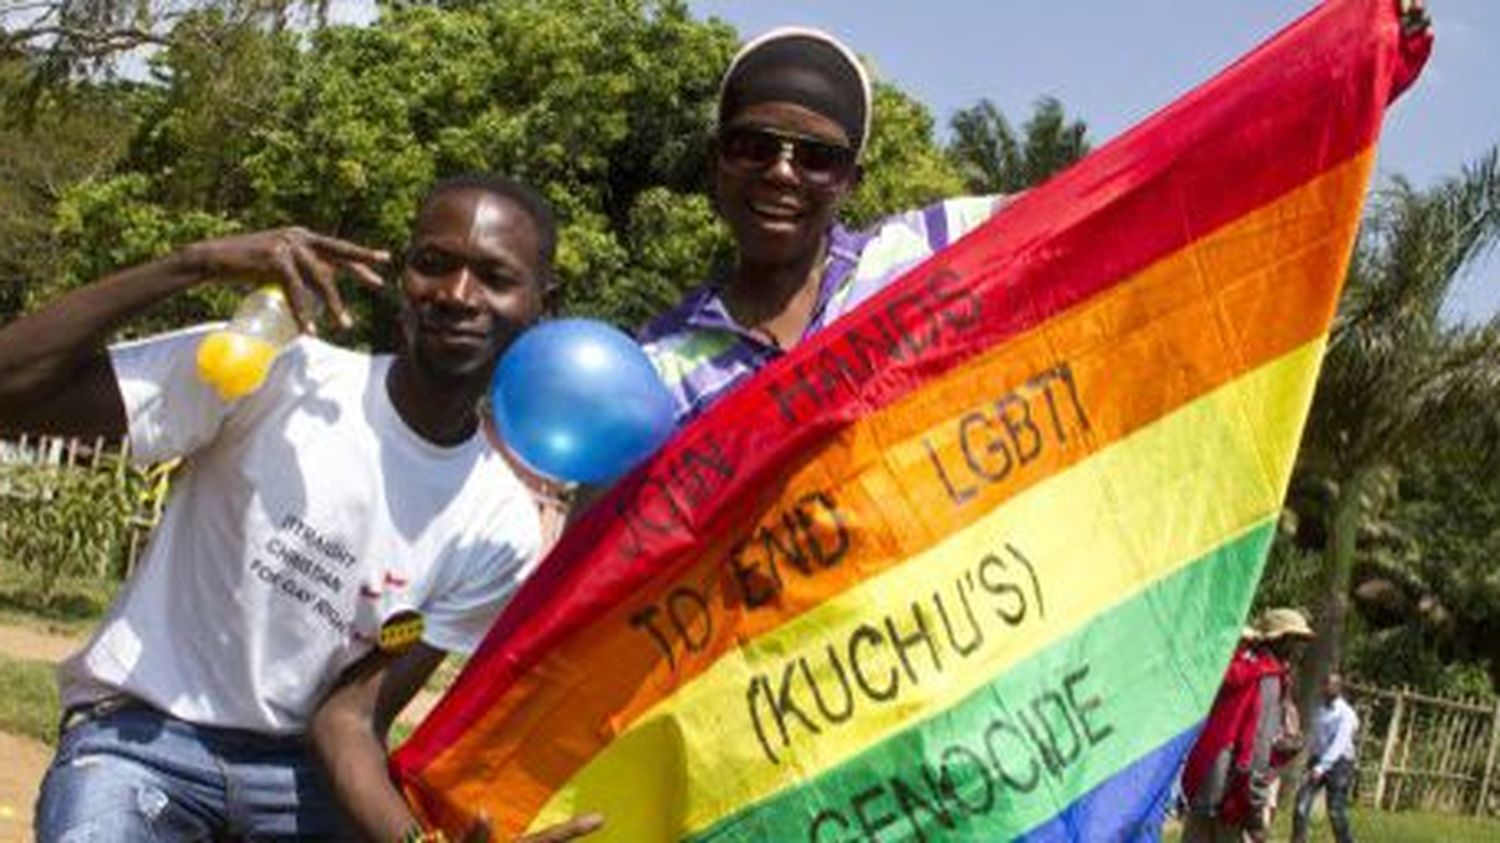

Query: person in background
left=484, top=408, right=573, bottom=552
left=1266, top=682, right=1306, bottom=828
left=1292, top=672, right=1360, bottom=843
left=1181, top=608, right=1315, bottom=843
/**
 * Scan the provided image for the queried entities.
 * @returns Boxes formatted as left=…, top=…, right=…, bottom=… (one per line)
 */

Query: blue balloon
left=490, top=318, right=676, bottom=484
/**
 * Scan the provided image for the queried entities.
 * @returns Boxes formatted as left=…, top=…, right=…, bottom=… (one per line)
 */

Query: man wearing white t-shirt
left=0, top=175, right=600, bottom=842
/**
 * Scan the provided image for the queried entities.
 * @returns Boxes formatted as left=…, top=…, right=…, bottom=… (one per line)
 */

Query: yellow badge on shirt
left=379, top=610, right=424, bottom=655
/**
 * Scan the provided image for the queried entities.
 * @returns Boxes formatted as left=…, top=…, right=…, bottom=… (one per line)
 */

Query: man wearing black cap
left=640, top=26, right=1009, bottom=425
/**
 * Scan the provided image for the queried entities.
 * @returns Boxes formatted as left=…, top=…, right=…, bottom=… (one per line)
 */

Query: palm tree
left=1293, top=146, right=1500, bottom=713
left=1348, top=454, right=1500, bottom=691
left=947, top=96, right=1090, bottom=193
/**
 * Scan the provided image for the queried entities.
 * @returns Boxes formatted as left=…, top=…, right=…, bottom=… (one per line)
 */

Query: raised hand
left=182, top=227, right=390, bottom=333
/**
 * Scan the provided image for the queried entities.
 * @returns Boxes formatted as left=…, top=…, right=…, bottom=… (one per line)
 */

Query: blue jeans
left=35, top=705, right=356, bottom=841
left=1291, top=758, right=1355, bottom=843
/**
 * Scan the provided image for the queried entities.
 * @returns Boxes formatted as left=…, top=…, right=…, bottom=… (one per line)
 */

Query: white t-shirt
left=58, top=327, right=541, bottom=734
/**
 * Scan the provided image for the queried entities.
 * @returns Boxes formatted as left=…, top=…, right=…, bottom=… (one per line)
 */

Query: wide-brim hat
left=1255, top=607, right=1315, bottom=641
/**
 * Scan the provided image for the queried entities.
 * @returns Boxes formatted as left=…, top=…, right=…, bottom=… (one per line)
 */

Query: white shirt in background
left=1310, top=695, right=1359, bottom=774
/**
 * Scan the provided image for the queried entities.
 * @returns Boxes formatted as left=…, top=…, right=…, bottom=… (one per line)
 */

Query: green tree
left=236, top=0, right=739, bottom=334
left=36, top=10, right=341, bottom=336
left=1293, top=146, right=1500, bottom=710
left=0, top=0, right=320, bottom=84
left=17, top=0, right=969, bottom=340
left=1341, top=448, right=1500, bottom=695
left=843, top=83, right=966, bottom=228
left=946, top=95, right=1090, bottom=194
left=18, top=1, right=740, bottom=338
left=0, top=55, right=137, bottom=321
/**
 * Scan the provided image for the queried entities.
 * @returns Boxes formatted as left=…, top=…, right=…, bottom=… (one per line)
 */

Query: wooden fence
left=0, top=433, right=173, bottom=577
left=0, top=432, right=122, bottom=473
left=1348, top=682, right=1500, bottom=818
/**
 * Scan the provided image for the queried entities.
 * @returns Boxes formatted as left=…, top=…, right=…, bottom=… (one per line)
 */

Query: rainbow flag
left=394, top=1, right=1430, bottom=838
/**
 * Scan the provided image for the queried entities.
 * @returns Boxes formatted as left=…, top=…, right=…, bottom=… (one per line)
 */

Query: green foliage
left=1347, top=621, right=1495, bottom=701
left=0, top=0, right=321, bottom=86
left=51, top=173, right=243, bottom=334
left=0, top=653, right=60, bottom=744
left=1252, top=536, right=1320, bottom=618
left=1393, top=460, right=1500, bottom=630
left=1308, top=147, right=1500, bottom=484
left=4, top=1, right=979, bottom=338
left=946, top=96, right=1091, bottom=194
left=843, top=84, right=967, bottom=228
left=0, top=56, right=138, bottom=320
left=1284, top=146, right=1500, bottom=700
left=4, top=1, right=758, bottom=337
left=234, top=0, right=746, bottom=337
left=586, top=187, right=730, bottom=328
left=0, top=447, right=154, bottom=613
left=130, top=10, right=304, bottom=213
left=1341, top=455, right=1500, bottom=696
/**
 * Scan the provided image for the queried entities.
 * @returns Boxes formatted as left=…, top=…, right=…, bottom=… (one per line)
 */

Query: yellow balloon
left=196, top=330, right=277, bottom=400
left=195, top=331, right=230, bottom=379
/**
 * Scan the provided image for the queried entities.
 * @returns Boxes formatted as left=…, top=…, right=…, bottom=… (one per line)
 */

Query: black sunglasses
left=718, top=126, right=858, bottom=187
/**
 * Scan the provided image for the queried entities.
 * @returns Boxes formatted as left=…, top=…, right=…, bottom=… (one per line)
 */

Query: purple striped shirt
left=641, top=196, right=1002, bottom=426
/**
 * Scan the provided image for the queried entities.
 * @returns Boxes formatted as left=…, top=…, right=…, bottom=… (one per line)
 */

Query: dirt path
left=0, top=623, right=76, bottom=842
left=0, top=732, right=49, bottom=842
left=0, top=622, right=85, bottom=665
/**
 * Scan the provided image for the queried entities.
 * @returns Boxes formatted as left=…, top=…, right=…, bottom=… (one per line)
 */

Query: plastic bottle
left=195, top=286, right=301, bottom=400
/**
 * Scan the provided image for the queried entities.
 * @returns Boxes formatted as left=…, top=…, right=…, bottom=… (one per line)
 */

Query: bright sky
left=687, top=0, right=1498, bottom=322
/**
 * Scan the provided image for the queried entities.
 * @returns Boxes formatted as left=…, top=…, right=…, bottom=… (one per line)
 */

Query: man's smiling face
left=398, top=189, right=546, bottom=385
left=714, top=100, right=859, bottom=270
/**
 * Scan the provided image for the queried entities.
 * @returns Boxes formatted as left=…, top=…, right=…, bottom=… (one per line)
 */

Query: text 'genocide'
left=806, top=663, right=1113, bottom=843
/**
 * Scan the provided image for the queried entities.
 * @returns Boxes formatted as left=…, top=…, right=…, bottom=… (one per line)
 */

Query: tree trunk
left=1299, top=467, right=1369, bottom=715
left=1287, top=465, right=1375, bottom=803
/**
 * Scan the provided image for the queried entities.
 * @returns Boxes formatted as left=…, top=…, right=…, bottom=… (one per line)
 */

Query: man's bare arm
left=0, top=228, right=387, bottom=438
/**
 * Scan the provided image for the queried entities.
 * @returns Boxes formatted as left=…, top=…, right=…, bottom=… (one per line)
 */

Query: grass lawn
left=0, top=653, right=60, bottom=745
left=1163, top=805, right=1500, bottom=842
left=0, top=574, right=113, bottom=632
